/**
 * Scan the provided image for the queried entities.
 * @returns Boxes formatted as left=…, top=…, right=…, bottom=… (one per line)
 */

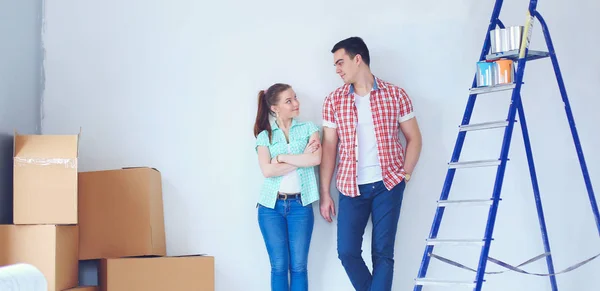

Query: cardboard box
left=78, top=167, right=166, bottom=260
left=99, top=255, right=214, bottom=291
left=13, top=131, right=80, bottom=225
left=64, top=287, right=98, bottom=291
left=0, top=225, right=79, bottom=291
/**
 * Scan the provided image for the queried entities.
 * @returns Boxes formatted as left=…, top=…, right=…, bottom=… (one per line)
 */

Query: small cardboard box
left=13, top=131, right=80, bottom=225
left=0, top=225, right=79, bottom=291
left=99, top=255, right=214, bottom=291
left=78, top=167, right=166, bottom=260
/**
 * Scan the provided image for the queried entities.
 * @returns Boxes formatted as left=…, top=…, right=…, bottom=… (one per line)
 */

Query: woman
left=253, top=83, right=322, bottom=291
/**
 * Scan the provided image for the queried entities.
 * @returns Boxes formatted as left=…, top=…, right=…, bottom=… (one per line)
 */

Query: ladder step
left=426, top=238, right=486, bottom=246
left=448, top=159, right=501, bottom=169
left=486, top=49, right=550, bottom=62
left=459, top=120, right=509, bottom=132
left=438, top=199, right=496, bottom=207
left=470, top=83, right=516, bottom=95
left=415, top=278, right=476, bottom=287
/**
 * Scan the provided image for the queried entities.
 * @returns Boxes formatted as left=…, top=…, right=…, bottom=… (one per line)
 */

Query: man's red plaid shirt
left=322, top=76, right=415, bottom=197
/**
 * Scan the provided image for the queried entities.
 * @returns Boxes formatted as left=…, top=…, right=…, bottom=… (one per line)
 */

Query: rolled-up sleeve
left=398, top=88, right=415, bottom=123
left=322, top=94, right=337, bottom=128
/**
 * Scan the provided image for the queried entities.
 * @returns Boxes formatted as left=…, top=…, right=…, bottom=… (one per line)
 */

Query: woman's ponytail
left=254, top=89, right=273, bottom=142
left=252, top=83, right=291, bottom=143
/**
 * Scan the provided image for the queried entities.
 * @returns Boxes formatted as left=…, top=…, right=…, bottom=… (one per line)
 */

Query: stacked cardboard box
left=78, top=167, right=214, bottom=291
left=0, top=131, right=81, bottom=291
left=0, top=132, right=215, bottom=290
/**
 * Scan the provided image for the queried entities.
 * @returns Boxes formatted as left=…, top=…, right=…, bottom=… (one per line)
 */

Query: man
left=319, top=36, right=422, bottom=291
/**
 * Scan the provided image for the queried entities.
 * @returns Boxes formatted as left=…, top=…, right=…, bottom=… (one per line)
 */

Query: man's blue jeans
left=337, top=180, right=406, bottom=291
left=258, top=196, right=314, bottom=291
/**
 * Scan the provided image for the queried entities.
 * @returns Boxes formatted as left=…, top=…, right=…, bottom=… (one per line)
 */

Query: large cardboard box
left=13, top=131, right=80, bottom=225
left=78, top=167, right=166, bottom=260
left=0, top=225, right=78, bottom=291
left=99, top=256, right=214, bottom=291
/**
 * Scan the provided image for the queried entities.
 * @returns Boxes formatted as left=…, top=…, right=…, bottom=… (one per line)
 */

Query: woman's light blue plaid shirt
left=255, top=119, right=320, bottom=209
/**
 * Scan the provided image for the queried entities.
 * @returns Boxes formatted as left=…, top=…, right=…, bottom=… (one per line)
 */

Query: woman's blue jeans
left=258, top=196, right=314, bottom=291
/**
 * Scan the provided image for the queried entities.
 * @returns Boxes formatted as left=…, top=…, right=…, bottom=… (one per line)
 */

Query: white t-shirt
left=278, top=143, right=301, bottom=193
left=354, top=92, right=383, bottom=185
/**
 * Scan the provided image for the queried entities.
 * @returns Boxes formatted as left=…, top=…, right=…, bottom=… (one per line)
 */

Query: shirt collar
left=271, top=118, right=298, bottom=131
left=345, top=75, right=386, bottom=95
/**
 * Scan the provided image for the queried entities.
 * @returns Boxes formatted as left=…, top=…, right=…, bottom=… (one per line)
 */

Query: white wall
left=0, top=0, right=42, bottom=224
left=41, top=0, right=600, bottom=290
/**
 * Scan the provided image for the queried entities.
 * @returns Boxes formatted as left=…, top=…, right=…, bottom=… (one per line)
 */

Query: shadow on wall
left=0, top=133, right=14, bottom=224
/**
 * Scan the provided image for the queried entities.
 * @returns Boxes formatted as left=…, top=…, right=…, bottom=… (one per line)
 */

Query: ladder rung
left=426, top=238, right=486, bottom=246
left=486, top=49, right=550, bottom=62
left=470, top=83, right=516, bottom=95
left=459, top=120, right=509, bottom=132
left=449, top=159, right=501, bottom=169
left=438, top=199, right=495, bottom=207
left=415, top=278, right=476, bottom=287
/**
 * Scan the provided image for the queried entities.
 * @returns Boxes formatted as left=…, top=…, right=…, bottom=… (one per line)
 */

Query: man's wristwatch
left=405, top=173, right=411, bottom=182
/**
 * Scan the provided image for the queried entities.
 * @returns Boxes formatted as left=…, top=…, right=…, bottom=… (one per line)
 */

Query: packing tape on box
left=0, top=263, right=47, bottom=291
left=14, top=157, right=77, bottom=168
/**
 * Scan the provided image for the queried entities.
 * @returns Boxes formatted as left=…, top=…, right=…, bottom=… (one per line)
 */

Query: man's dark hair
left=331, top=37, right=370, bottom=66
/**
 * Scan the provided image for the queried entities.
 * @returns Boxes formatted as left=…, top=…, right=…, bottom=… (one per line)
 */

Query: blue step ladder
left=414, top=0, right=600, bottom=290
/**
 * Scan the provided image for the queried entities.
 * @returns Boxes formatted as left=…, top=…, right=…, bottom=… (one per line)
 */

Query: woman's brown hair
left=253, top=83, right=291, bottom=143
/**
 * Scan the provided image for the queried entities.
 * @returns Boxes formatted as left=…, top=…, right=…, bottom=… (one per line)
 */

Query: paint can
left=494, top=59, right=514, bottom=84
left=490, top=28, right=502, bottom=53
left=476, top=61, right=496, bottom=87
left=507, top=26, right=524, bottom=51
left=489, top=28, right=509, bottom=53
